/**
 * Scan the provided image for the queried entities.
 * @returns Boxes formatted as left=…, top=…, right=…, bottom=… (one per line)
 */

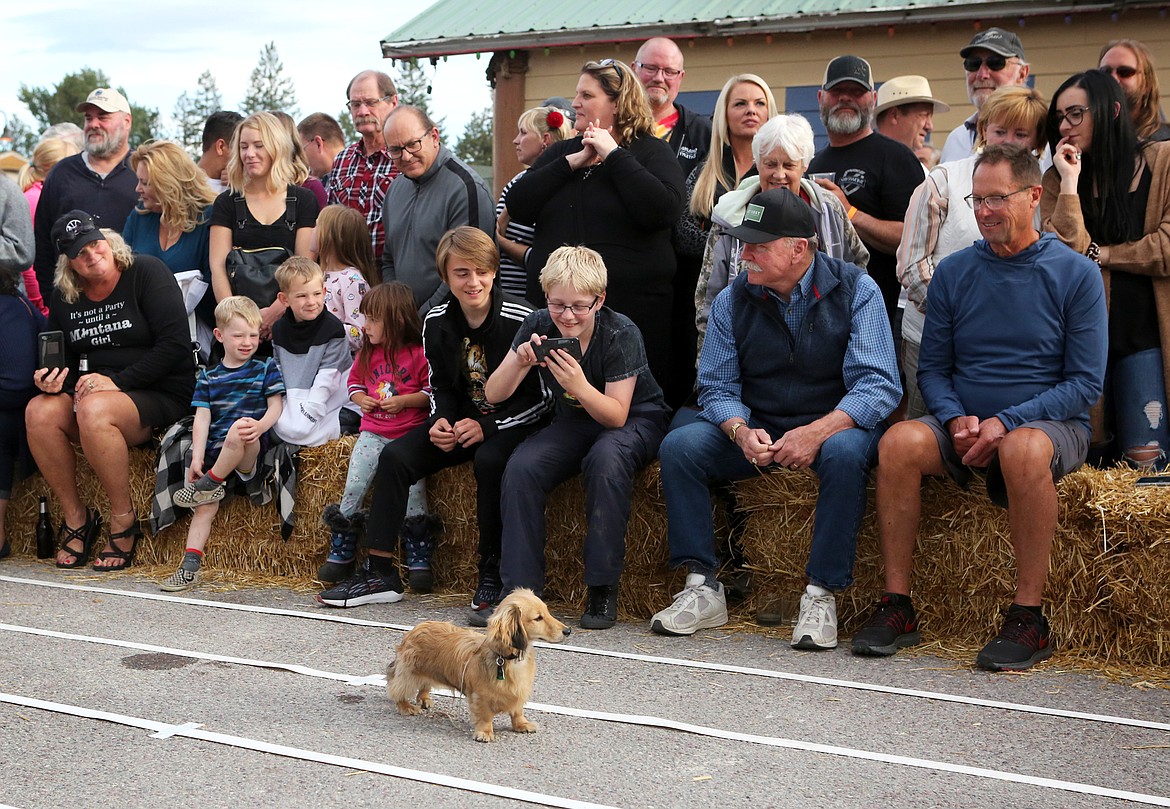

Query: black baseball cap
left=960, top=28, right=1025, bottom=60
left=822, top=55, right=874, bottom=91
left=52, top=210, right=105, bottom=259
left=724, top=189, right=816, bottom=244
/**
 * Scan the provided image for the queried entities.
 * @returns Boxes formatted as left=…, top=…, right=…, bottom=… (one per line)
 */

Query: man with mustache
left=807, top=56, right=924, bottom=333
left=32, top=87, right=138, bottom=297
left=940, top=28, right=1031, bottom=163
left=650, top=188, right=900, bottom=649
left=327, top=70, right=400, bottom=263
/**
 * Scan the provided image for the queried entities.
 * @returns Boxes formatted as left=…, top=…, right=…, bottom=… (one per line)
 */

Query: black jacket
left=666, top=102, right=713, bottom=178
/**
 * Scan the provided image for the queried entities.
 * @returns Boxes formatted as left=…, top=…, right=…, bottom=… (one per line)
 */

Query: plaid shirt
left=327, top=140, right=399, bottom=262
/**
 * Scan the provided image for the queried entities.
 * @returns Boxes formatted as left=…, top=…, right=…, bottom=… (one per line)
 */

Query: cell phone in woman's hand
left=38, top=330, right=66, bottom=370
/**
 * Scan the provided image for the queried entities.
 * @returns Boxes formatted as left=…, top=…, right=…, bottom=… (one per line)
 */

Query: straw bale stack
left=7, top=439, right=1167, bottom=671
left=734, top=465, right=1170, bottom=669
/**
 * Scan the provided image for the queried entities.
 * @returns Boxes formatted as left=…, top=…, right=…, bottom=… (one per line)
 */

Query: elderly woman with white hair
left=694, top=113, right=869, bottom=347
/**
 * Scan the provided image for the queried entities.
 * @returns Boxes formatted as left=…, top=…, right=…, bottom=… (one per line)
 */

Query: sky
left=0, top=0, right=494, bottom=150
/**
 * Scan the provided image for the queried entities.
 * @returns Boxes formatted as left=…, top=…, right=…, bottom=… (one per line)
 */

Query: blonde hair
left=226, top=112, right=300, bottom=193
left=434, top=226, right=498, bottom=282
left=316, top=204, right=379, bottom=285
left=130, top=140, right=218, bottom=232
left=215, top=295, right=262, bottom=329
left=19, top=137, right=81, bottom=191
left=54, top=229, right=133, bottom=305
left=975, top=86, right=1049, bottom=151
left=275, top=255, right=324, bottom=293
left=691, top=75, right=778, bottom=220
left=540, top=245, right=607, bottom=297
left=517, top=106, right=574, bottom=149
left=270, top=110, right=312, bottom=185
left=580, top=60, right=655, bottom=144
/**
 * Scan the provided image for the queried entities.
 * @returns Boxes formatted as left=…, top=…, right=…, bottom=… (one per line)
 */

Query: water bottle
left=35, top=497, right=54, bottom=559
left=74, top=354, right=88, bottom=412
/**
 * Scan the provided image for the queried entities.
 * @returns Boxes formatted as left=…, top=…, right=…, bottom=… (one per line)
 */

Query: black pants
left=364, top=421, right=538, bottom=575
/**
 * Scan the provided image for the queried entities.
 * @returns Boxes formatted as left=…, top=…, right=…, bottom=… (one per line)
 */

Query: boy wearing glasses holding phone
left=487, top=245, right=670, bottom=630
left=940, top=28, right=1032, bottom=163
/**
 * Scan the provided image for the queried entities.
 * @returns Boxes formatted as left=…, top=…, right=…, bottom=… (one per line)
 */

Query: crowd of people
left=1, top=30, right=1168, bottom=673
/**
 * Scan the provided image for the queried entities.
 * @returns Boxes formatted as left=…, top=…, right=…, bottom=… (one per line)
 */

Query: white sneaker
left=650, top=573, right=728, bottom=636
left=792, top=586, right=838, bottom=650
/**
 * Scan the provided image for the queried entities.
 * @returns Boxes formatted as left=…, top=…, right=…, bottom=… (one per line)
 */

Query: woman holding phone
left=26, top=211, right=193, bottom=570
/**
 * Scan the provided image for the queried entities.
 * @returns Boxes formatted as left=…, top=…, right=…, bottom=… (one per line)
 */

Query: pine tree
left=454, top=107, right=493, bottom=166
left=240, top=42, right=298, bottom=116
left=173, top=71, right=224, bottom=158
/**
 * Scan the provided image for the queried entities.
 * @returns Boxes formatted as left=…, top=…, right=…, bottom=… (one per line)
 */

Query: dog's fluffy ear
left=488, top=600, right=528, bottom=658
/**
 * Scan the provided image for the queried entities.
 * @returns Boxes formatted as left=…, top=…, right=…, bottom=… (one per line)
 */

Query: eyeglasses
left=547, top=296, right=599, bottom=316
left=387, top=133, right=430, bottom=159
left=1054, top=106, right=1090, bottom=127
left=964, top=188, right=1033, bottom=210
left=1101, top=65, right=1139, bottom=79
left=963, top=55, right=1011, bottom=73
left=346, top=95, right=392, bottom=111
left=633, top=61, right=682, bottom=79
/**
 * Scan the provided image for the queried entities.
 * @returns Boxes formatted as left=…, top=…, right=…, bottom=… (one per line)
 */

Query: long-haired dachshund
left=386, top=588, right=570, bottom=742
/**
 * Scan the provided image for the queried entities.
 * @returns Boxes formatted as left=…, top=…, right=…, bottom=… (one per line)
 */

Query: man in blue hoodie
left=851, top=145, right=1108, bottom=672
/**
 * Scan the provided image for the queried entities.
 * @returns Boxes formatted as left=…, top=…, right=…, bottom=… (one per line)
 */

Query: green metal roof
left=382, top=0, right=1148, bottom=58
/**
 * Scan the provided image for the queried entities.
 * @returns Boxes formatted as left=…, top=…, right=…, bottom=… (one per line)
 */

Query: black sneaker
left=851, top=594, right=922, bottom=656
left=468, top=573, right=503, bottom=627
left=315, top=559, right=404, bottom=608
left=976, top=605, right=1053, bottom=671
left=580, top=583, right=619, bottom=630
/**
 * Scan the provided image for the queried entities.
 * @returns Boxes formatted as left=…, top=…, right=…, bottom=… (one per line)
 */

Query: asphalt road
left=2, top=557, right=1168, bottom=809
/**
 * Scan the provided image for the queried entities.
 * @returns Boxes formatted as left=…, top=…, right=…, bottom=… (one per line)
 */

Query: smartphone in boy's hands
left=530, top=336, right=582, bottom=363
left=38, top=330, right=66, bottom=371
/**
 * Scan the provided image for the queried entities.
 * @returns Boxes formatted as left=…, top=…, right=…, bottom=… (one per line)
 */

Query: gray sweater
left=379, top=144, right=494, bottom=315
left=0, top=174, right=33, bottom=281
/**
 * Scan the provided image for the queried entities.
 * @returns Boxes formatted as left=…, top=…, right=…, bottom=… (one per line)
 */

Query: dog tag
left=496, top=655, right=505, bottom=681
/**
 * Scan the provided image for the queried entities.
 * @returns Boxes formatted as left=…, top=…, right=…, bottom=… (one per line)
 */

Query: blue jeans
left=1112, top=348, right=1170, bottom=469
left=659, top=417, right=883, bottom=590
left=500, top=411, right=668, bottom=592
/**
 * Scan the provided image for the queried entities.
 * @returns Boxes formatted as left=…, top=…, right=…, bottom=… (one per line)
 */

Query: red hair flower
left=546, top=109, right=564, bottom=129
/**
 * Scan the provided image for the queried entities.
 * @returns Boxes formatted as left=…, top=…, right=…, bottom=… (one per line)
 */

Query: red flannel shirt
left=326, top=140, right=399, bottom=262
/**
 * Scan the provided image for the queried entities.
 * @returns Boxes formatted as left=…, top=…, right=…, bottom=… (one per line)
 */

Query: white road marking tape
left=3, top=574, right=1167, bottom=734
left=0, top=692, right=616, bottom=809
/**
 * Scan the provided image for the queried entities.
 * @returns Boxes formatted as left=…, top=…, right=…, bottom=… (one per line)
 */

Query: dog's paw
left=418, top=693, right=433, bottom=711
left=396, top=700, right=423, bottom=716
left=473, top=728, right=495, bottom=743
left=512, top=719, right=539, bottom=734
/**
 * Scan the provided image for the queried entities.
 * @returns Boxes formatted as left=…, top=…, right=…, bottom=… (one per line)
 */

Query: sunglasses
left=55, top=219, right=99, bottom=254
left=590, top=58, right=623, bottom=88
left=963, top=54, right=1010, bottom=73
left=1101, top=65, right=1139, bottom=79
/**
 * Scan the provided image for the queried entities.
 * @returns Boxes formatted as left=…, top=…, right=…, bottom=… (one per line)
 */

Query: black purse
left=226, top=192, right=297, bottom=308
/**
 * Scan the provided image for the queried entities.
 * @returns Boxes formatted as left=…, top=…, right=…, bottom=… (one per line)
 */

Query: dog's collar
left=496, top=652, right=524, bottom=681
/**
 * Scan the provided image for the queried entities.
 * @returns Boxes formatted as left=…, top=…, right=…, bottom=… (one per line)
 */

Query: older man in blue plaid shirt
left=650, top=188, right=901, bottom=649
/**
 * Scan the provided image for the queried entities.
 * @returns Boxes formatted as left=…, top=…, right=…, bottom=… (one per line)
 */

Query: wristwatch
left=727, top=422, right=746, bottom=442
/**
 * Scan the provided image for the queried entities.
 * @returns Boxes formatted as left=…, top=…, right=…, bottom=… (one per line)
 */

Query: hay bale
left=734, top=466, right=1170, bottom=670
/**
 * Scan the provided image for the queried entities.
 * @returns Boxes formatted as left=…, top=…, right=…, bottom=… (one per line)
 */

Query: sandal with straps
left=93, top=513, right=142, bottom=573
left=55, top=508, right=103, bottom=569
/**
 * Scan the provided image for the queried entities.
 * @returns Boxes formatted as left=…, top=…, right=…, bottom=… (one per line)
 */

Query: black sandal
left=93, top=513, right=142, bottom=572
left=55, top=508, right=102, bottom=569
